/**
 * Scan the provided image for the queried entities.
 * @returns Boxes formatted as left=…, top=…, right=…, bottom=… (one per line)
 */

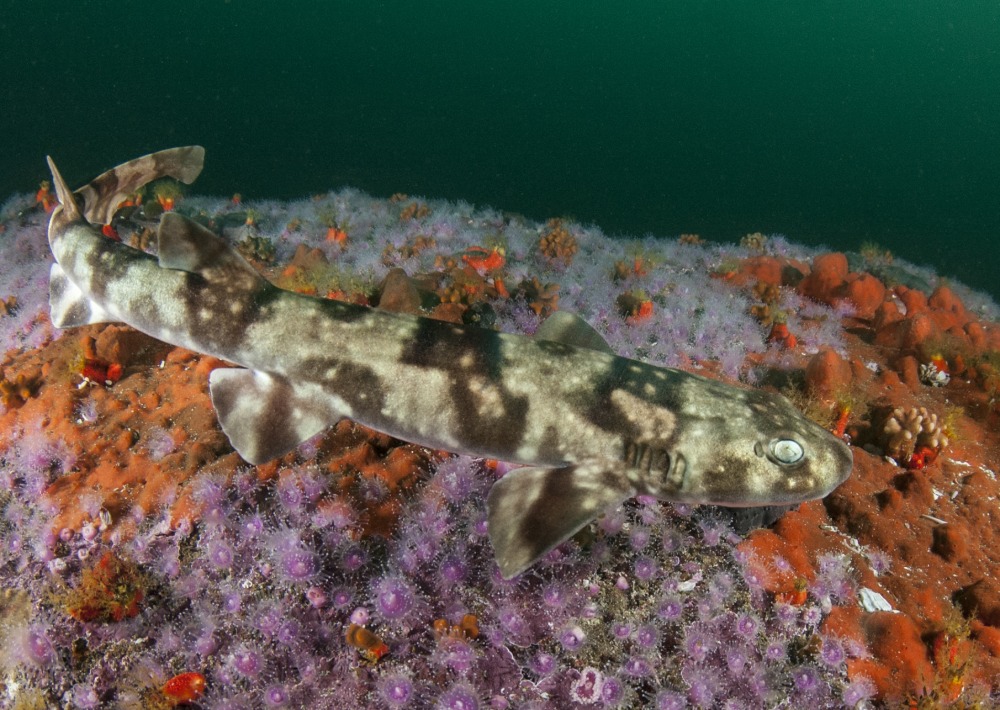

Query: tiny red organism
left=492, top=276, right=510, bottom=299
left=766, top=322, right=798, bottom=349
left=461, top=246, right=505, bottom=275
left=162, top=672, right=207, bottom=704
left=345, top=623, right=389, bottom=664
left=433, top=613, right=480, bottom=641
left=326, top=226, right=348, bottom=245
left=617, top=291, right=654, bottom=325
left=36, top=180, right=57, bottom=212
left=929, top=354, right=950, bottom=375
left=775, top=577, right=809, bottom=606
left=832, top=404, right=851, bottom=440
left=80, top=358, right=123, bottom=386
left=906, top=445, right=939, bottom=470
left=66, top=552, right=146, bottom=623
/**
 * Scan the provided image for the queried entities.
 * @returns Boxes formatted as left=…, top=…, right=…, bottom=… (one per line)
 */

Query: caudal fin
left=46, top=146, right=205, bottom=226
left=46, top=156, right=82, bottom=222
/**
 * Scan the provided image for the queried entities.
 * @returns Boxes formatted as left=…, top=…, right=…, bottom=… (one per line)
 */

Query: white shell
left=858, top=587, right=895, bottom=613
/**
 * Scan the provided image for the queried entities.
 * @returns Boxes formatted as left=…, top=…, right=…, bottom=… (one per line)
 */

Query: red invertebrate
left=461, top=246, right=505, bottom=275
left=162, top=672, right=207, bottom=703
left=433, top=613, right=480, bottom=641
left=66, top=552, right=146, bottom=623
left=326, top=226, right=348, bottom=245
left=36, top=181, right=57, bottom=212
left=80, top=358, right=123, bottom=386
left=929, top=354, right=949, bottom=375
left=832, top=405, right=851, bottom=440
left=766, top=322, right=798, bottom=349
left=345, top=623, right=389, bottom=664
left=906, top=445, right=939, bottom=470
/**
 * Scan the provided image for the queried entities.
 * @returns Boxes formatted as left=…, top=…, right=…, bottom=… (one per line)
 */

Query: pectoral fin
left=209, top=368, right=346, bottom=464
left=487, top=462, right=635, bottom=579
left=48, top=262, right=117, bottom=327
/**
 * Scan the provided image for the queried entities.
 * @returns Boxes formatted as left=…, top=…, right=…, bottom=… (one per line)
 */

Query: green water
left=3, top=1, right=998, bottom=302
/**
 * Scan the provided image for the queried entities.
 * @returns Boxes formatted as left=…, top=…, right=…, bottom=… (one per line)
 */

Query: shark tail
left=46, top=146, right=205, bottom=227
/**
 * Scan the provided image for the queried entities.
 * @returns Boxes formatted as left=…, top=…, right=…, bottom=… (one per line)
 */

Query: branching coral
left=538, top=218, right=578, bottom=266
left=880, top=405, right=949, bottom=467
left=511, top=276, right=560, bottom=317
left=0, top=369, right=41, bottom=408
left=740, top=232, right=768, bottom=252
left=61, top=551, right=147, bottom=623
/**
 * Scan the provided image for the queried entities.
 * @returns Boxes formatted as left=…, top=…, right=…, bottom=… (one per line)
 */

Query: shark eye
left=769, top=438, right=804, bottom=465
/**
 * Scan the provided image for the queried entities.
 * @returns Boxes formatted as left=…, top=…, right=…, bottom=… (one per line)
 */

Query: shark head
left=635, top=383, right=853, bottom=507
left=488, top=372, right=853, bottom=579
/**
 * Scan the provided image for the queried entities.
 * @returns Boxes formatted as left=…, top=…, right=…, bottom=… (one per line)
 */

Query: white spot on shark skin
left=459, top=353, right=475, bottom=368
left=610, top=389, right=677, bottom=444
left=513, top=443, right=539, bottom=461
left=469, top=378, right=504, bottom=417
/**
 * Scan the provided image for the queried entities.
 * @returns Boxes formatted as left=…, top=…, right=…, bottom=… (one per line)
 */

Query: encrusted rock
left=804, top=349, right=852, bottom=399
left=843, top=273, right=886, bottom=320
left=799, top=252, right=849, bottom=304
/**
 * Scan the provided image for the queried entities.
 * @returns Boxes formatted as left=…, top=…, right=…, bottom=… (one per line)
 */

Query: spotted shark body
left=46, top=147, right=853, bottom=577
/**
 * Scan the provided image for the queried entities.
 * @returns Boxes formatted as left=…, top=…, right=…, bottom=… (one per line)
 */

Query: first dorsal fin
left=534, top=311, right=614, bottom=354
left=156, top=213, right=264, bottom=286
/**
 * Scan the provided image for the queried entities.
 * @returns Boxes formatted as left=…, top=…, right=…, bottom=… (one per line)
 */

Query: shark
left=45, top=147, right=853, bottom=578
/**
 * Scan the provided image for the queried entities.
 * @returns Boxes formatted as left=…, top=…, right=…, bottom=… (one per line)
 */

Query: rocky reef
left=1, top=183, right=999, bottom=708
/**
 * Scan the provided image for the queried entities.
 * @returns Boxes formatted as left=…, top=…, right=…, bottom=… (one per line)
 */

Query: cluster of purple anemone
left=1, top=446, right=877, bottom=707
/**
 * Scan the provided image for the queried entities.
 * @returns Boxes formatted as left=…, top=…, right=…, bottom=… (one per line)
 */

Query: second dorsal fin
left=534, top=311, right=614, bottom=354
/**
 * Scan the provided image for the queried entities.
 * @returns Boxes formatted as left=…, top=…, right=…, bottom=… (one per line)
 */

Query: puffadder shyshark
left=45, top=147, right=853, bottom=577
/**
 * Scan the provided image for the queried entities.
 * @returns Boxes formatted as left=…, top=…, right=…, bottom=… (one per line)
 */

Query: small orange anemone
left=462, top=246, right=505, bottom=274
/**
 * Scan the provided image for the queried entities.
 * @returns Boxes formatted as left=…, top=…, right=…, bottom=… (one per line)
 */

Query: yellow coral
left=880, top=406, right=948, bottom=464
left=513, top=277, right=560, bottom=317
left=740, top=232, right=768, bottom=252
left=859, top=241, right=894, bottom=266
left=538, top=219, right=578, bottom=265
left=399, top=201, right=430, bottom=221
left=0, top=371, right=40, bottom=409
left=0, top=296, right=18, bottom=317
